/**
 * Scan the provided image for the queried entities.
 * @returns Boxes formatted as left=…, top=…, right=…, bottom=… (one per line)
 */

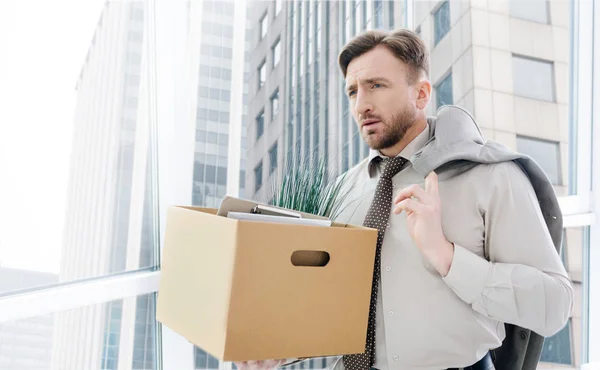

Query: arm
left=442, top=162, right=574, bottom=337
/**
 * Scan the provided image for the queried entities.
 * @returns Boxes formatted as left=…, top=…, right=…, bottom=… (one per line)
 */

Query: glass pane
left=0, top=294, right=157, bottom=370
left=272, top=40, right=281, bottom=68
left=434, top=1, right=450, bottom=45
left=194, top=347, right=220, bottom=370
left=0, top=2, right=158, bottom=294
left=539, top=226, right=586, bottom=368
left=512, top=56, right=555, bottom=102
left=270, top=142, right=278, bottom=174
left=436, top=72, right=454, bottom=109
left=260, top=13, right=268, bottom=39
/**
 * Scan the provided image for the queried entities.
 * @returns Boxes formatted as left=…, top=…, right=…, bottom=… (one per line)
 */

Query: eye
left=348, top=90, right=357, bottom=97
left=373, top=83, right=382, bottom=89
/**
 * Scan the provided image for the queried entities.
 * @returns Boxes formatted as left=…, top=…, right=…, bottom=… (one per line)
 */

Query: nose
left=354, top=90, right=373, bottom=119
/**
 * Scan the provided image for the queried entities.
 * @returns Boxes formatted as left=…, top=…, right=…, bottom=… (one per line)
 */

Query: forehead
left=345, top=46, right=407, bottom=83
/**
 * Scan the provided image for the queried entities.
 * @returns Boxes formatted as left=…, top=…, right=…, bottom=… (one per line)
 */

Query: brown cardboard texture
left=156, top=202, right=378, bottom=362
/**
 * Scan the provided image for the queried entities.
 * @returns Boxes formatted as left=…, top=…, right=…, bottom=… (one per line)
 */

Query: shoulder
left=464, top=161, right=540, bottom=213
left=464, top=160, right=530, bottom=188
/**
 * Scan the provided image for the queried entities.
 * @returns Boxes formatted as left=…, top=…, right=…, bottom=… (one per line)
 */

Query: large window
left=1, top=1, right=599, bottom=370
left=512, top=56, right=555, bottom=102
left=510, top=0, right=549, bottom=24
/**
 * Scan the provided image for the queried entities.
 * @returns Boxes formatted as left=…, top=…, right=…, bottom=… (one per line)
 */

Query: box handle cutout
left=290, top=251, right=330, bottom=267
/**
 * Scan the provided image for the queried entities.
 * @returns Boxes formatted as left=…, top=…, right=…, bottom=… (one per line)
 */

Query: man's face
left=345, top=46, right=420, bottom=151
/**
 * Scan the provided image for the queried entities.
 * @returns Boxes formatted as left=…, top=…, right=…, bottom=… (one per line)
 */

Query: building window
left=512, top=55, right=555, bottom=102
left=510, top=0, right=549, bottom=24
left=272, top=39, right=281, bottom=68
left=256, top=110, right=265, bottom=140
left=435, top=72, right=453, bottom=109
left=434, top=0, right=450, bottom=46
left=540, top=319, right=572, bottom=364
left=254, top=161, right=263, bottom=193
left=269, top=142, right=278, bottom=174
left=270, top=89, right=280, bottom=119
left=275, top=0, right=282, bottom=16
left=259, top=12, right=268, bottom=40
left=516, top=136, right=562, bottom=185
left=258, top=59, right=266, bottom=90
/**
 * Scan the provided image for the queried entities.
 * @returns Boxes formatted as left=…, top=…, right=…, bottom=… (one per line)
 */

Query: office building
left=54, top=2, right=156, bottom=369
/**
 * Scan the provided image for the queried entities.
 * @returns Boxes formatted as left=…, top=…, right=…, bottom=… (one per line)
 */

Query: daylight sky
left=0, top=0, right=105, bottom=274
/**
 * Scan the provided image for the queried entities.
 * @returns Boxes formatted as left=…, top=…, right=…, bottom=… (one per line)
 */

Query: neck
left=379, top=119, right=428, bottom=158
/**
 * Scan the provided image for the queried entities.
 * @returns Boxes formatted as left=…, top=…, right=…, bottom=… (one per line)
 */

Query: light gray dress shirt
left=329, top=124, right=573, bottom=370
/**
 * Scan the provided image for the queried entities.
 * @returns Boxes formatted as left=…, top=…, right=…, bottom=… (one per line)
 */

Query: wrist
left=425, top=239, right=454, bottom=276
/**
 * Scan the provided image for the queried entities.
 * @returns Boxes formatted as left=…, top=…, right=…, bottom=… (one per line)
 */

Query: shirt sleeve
left=442, top=161, right=574, bottom=337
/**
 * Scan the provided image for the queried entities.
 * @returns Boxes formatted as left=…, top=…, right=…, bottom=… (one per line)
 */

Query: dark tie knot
left=381, top=157, right=407, bottom=179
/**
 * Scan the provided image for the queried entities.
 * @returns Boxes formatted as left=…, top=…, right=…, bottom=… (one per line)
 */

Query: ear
left=415, top=79, right=432, bottom=111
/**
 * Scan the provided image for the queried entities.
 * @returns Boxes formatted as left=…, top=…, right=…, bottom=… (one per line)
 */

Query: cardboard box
left=156, top=197, right=378, bottom=362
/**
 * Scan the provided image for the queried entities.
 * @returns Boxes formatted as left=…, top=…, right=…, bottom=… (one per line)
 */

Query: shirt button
left=385, top=266, right=391, bottom=272
left=386, top=222, right=391, bottom=229
left=393, top=355, right=399, bottom=361
left=389, top=310, right=394, bottom=316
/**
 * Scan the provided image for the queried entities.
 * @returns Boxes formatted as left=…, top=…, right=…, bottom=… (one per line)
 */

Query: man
left=236, top=29, right=573, bottom=370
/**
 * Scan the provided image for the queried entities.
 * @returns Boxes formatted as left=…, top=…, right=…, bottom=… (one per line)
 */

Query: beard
left=362, top=104, right=417, bottom=150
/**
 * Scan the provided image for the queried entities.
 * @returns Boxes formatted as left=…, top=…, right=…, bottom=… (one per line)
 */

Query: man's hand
left=393, top=171, right=454, bottom=276
left=234, top=359, right=287, bottom=370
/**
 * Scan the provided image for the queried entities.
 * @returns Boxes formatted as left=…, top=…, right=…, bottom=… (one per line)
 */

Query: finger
left=394, top=184, right=428, bottom=204
left=263, top=359, right=285, bottom=368
left=394, top=198, right=425, bottom=214
left=247, top=360, right=260, bottom=370
left=425, top=171, right=439, bottom=195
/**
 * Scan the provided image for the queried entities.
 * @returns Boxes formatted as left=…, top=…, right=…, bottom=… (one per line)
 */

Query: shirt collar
left=367, top=123, right=431, bottom=178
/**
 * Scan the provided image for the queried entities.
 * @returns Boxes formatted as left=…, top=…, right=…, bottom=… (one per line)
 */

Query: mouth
left=361, top=119, right=381, bottom=128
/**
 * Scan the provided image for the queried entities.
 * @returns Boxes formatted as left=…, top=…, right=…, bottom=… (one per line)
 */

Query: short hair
left=338, top=29, right=430, bottom=84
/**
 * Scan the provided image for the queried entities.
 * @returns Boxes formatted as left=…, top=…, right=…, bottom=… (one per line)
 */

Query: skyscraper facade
left=54, top=2, right=157, bottom=369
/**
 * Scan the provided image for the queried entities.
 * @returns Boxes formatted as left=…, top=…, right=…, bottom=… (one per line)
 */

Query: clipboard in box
left=217, top=196, right=331, bottom=221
